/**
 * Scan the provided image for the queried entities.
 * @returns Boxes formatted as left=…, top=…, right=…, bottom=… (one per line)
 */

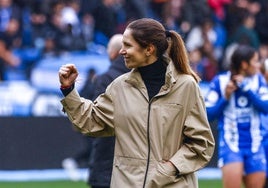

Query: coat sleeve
left=169, top=85, right=215, bottom=175
left=61, top=87, right=115, bottom=137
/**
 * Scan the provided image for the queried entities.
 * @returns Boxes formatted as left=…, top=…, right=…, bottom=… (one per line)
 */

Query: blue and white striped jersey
left=204, top=71, right=268, bottom=152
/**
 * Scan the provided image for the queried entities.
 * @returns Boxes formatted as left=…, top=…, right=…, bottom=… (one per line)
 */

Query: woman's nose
left=119, top=48, right=126, bottom=55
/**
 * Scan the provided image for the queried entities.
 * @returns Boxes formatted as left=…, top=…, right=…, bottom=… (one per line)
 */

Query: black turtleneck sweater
left=138, top=59, right=167, bottom=100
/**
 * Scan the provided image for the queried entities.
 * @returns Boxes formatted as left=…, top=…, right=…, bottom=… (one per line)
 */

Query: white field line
left=0, top=168, right=221, bottom=182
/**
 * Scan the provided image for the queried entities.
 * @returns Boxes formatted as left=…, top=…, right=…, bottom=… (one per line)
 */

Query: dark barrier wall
left=0, top=117, right=218, bottom=170
left=0, top=117, right=90, bottom=170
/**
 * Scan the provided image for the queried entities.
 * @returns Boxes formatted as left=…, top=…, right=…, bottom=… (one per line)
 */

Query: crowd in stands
left=0, top=0, right=268, bottom=83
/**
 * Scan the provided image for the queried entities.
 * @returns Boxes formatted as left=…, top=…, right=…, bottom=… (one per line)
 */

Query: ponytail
left=167, top=30, right=201, bottom=83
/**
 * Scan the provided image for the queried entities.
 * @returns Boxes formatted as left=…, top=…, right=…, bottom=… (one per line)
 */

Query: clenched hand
left=58, top=64, right=79, bottom=87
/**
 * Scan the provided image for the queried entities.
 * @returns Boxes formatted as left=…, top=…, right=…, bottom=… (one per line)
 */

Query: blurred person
left=43, top=0, right=86, bottom=55
left=188, top=48, right=203, bottom=77
left=207, top=0, right=232, bottom=22
left=162, top=0, right=186, bottom=33
left=162, top=0, right=211, bottom=38
left=227, top=10, right=260, bottom=50
left=27, top=2, right=48, bottom=50
left=188, top=45, right=217, bottom=82
left=11, top=2, right=47, bottom=79
left=123, top=0, right=149, bottom=21
left=87, top=34, right=129, bottom=188
left=88, top=0, right=118, bottom=46
left=199, top=37, right=218, bottom=81
left=204, top=45, right=268, bottom=188
left=260, top=58, right=268, bottom=188
left=149, top=0, right=169, bottom=20
left=57, top=0, right=86, bottom=52
left=255, top=0, right=268, bottom=47
left=39, top=0, right=64, bottom=55
left=224, top=0, right=260, bottom=42
left=80, top=12, right=94, bottom=45
left=186, top=17, right=220, bottom=80
left=185, top=17, right=218, bottom=58
left=58, top=18, right=215, bottom=188
left=0, top=0, right=21, bottom=33
left=0, top=0, right=22, bottom=80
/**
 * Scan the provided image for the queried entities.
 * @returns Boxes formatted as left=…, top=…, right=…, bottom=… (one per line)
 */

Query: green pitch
left=0, top=179, right=222, bottom=188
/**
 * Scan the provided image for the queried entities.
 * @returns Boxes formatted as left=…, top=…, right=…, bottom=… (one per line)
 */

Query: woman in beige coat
left=59, top=18, right=215, bottom=188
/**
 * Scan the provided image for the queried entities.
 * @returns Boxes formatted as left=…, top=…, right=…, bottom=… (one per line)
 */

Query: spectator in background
left=224, top=0, right=260, bottom=43
left=223, top=5, right=260, bottom=71
left=207, top=0, right=232, bottom=22
left=162, top=0, right=211, bottom=38
left=186, top=17, right=219, bottom=81
left=88, top=0, right=118, bottom=46
left=43, top=0, right=86, bottom=55
left=227, top=10, right=260, bottom=50
left=199, top=36, right=219, bottom=81
left=41, top=0, right=64, bottom=55
left=56, top=0, right=86, bottom=52
left=186, top=17, right=217, bottom=56
left=27, top=2, right=49, bottom=51
left=84, top=0, right=152, bottom=47
left=0, top=0, right=22, bottom=80
left=162, top=0, right=186, bottom=33
left=255, top=0, right=268, bottom=74
left=188, top=48, right=203, bottom=78
left=188, top=44, right=217, bottom=82
left=149, top=0, right=168, bottom=20
left=80, top=12, right=94, bottom=46
left=87, top=33, right=129, bottom=188
left=79, top=0, right=97, bottom=42
left=204, top=45, right=268, bottom=188
left=123, top=0, right=149, bottom=21
left=255, top=0, right=268, bottom=43
left=58, top=18, right=214, bottom=188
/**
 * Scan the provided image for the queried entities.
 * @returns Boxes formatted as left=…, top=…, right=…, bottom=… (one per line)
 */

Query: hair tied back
left=165, top=30, right=171, bottom=38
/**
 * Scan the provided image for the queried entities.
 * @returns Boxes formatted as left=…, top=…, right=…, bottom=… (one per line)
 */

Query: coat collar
left=125, top=55, right=178, bottom=95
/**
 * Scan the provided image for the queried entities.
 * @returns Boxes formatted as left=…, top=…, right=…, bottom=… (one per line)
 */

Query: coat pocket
left=147, top=162, right=183, bottom=188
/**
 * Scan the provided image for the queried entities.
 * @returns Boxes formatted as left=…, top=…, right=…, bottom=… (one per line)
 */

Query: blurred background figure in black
left=87, top=33, right=129, bottom=188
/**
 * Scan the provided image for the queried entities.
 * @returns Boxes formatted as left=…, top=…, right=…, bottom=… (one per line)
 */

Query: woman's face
left=264, top=71, right=268, bottom=83
left=120, top=29, right=149, bottom=69
left=263, top=59, right=268, bottom=83
left=245, top=52, right=260, bottom=76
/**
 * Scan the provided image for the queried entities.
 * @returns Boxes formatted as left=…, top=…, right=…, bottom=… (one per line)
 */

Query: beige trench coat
left=61, top=59, right=215, bottom=188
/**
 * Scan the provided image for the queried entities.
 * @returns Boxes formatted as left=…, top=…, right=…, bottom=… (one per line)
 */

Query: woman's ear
left=241, top=60, right=249, bottom=71
left=146, top=44, right=155, bottom=56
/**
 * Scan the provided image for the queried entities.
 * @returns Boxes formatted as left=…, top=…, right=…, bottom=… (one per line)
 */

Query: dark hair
left=230, top=45, right=256, bottom=75
left=127, top=18, right=200, bottom=82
